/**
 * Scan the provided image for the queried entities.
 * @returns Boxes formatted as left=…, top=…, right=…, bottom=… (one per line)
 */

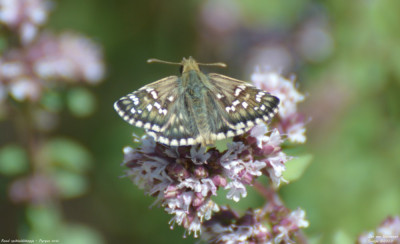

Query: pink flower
left=247, top=126, right=291, bottom=186
left=274, top=208, right=309, bottom=243
left=251, top=69, right=307, bottom=144
left=30, top=32, right=105, bottom=83
left=0, top=32, right=104, bottom=102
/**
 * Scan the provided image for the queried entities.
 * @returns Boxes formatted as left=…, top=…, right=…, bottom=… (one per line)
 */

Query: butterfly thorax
left=181, top=69, right=213, bottom=145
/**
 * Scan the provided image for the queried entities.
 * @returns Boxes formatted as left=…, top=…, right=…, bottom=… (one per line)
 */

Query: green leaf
left=41, top=91, right=63, bottom=112
left=67, top=87, right=96, bottom=117
left=26, top=205, right=61, bottom=233
left=214, top=138, right=232, bottom=152
left=52, top=170, right=88, bottom=198
left=0, top=144, right=29, bottom=176
left=42, top=138, right=92, bottom=173
left=283, top=154, right=313, bottom=182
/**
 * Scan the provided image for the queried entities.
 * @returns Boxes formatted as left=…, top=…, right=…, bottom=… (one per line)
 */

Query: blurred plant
left=198, top=0, right=333, bottom=75
left=121, top=69, right=311, bottom=243
left=0, top=0, right=105, bottom=242
left=357, top=216, right=400, bottom=244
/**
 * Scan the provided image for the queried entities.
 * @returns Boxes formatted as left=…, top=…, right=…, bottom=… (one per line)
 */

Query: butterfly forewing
left=114, top=76, right=180, bottom=132
left=114, top=75, right=205, bottom=146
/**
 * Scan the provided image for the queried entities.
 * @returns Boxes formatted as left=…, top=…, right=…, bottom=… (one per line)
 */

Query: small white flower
left=0, top=0, right=19, bottom=24
left=288, top=208, right=309, bottom=229
left=267, top=151, right=289, bottom=186
left=140, top=136, right=156, bottom=154
left=122, top=146, right=135, bottom=162
left=250, top=124, right=269, bottom=148
left=248, top=160, right=266, bottom=177
left=221, top=159, right=245, bottom=177
left=197, top=199, right=219, bottom=221
left=225, top=180, right=247, bottom=202
left=274, top=208, right=309, bottom=243
left=177, top=178, right=201, bottom=193
left=250, top=126, right=283, bottom=150
left=287, top=122, right=307, bottom=143
left=9, top=78, right=40, bottom=101
left=185, top=217, right=202, bottom=238
left=267, top=129, right=284, bottom=148
left=1, top=62, right=25, bottom=78
left=200, top=178, right=217, bottom=196
left=274, top=225, right=292, bottom=244
left=20, top=22, right=37, bottom=44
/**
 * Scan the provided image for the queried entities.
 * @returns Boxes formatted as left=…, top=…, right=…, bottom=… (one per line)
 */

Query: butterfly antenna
left=147, top=58, right=182, bottom=65
left=197, top=62, right=227, bottom=68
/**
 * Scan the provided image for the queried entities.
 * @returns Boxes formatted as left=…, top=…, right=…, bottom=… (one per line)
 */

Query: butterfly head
left=181, top=57, right=200, bottom=73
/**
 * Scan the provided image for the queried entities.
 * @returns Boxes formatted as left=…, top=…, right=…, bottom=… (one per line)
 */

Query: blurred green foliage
left=1, top=0, right=400, bottom=243
left=25, top=205, right=104, bottom=244
left=0, top=144, right=29, bottom=176
left=67, top=88, right=97, bottom=117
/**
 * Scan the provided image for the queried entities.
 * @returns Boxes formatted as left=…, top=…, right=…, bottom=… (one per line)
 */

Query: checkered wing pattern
left=114, top=67, right=279, bottom=146
left=203, top=73, right=279, bottom=140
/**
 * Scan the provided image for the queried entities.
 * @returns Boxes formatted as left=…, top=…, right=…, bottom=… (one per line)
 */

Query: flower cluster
left=357, top=216, right=400, bottom=244
left=123, top=126, right=292, bottom=237
left=121, top=70, right=308, bottom=240
left=0, top=0, right=51, bottom=44
left=0, top=32, right=104, bottom=103
left=123, top=137, right=220, bottom=238
left=0, top=0, right=104, bottom=105
left=202, top=207, right=309, bottom=244
left=252, top=69, right=307, bottom=143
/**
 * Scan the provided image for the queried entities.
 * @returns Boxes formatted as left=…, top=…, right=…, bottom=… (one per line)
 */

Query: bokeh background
left=1, top=0, right=400, bottom=243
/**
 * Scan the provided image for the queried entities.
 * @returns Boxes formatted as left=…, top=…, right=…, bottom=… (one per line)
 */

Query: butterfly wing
left=114, top=76, right=201, bottom=146
left=114, top=76, right=180, bottom=132
left=205, top=73, right=280, bottom=138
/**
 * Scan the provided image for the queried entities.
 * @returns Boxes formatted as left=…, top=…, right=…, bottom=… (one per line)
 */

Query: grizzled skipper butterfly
left=114, top=57, right=279, bottom=146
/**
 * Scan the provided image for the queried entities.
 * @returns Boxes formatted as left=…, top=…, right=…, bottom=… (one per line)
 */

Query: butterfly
left=114, top=57, right=279, bottom=146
